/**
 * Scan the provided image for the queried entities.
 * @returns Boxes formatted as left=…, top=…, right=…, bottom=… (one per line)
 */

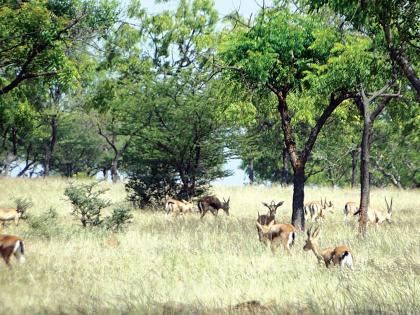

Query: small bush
left=27, top=207, right=59, bottom=238
left=14, top=197, right=33, bottom=217
left=64, top=181, right=111, bottom=228
left=105, top=206, right=133, bottom=232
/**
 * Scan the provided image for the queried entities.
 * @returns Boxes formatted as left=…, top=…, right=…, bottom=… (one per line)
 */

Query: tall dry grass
left=0, top=178, right=419, bottom=314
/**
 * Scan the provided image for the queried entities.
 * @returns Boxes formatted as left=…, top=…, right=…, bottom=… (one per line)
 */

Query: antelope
left=354, top=197, right=393, bottom=227
left=255, top=220, right=296, bottom=255
left=257, top=201, right=284, bottom=242
left=343, top=201, right=359, bottom=223
left=0, top=234, right=26, bottom=267
left=303, top=226, right=353, bottom=269
left=165, top=198, right=193, bottom=217
left=306, top=198, right=334, bottom=221
left=198, top=196, right=230, bottom=219
left=0, top=206, right=24, bottom=228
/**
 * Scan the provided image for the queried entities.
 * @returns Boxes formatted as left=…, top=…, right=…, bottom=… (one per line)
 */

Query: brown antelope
left=343, top=201, right=359, bottom=223
left=255, top=220, right=296, bottom=255
left=354, top=197, right=393, bottom=227
left=303, top=226, right=353, bottom=269
left=0, top=207, right=24, bottom=228
left=256, top=201, right=284, bottom=242
left=198, top=196, right=230, bottom=219
left=306, top=198, right=334, bottom=221
left=0, top=234, right=26, bottom=266
left=165, top=198, right=193, bottom=217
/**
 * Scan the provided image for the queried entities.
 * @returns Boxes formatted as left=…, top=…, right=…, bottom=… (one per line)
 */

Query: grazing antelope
left=354, top=197, right=393, bottom=227
left=198, top=196, right=230, bottom=219
left=303, top=226, right=353, bottom=269
left=255, top=220, right=296, bottom=255
left=257, top=201, right=284, bottom=242
left=343, top=201, right=359, bottom=223
left=165, top=198, right=193, bottom=217
left=0, top=234, right=26, bottom=267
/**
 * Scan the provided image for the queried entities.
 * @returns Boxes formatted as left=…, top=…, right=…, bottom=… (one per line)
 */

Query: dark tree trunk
left=358, top=107, right=372, bottom=236
left=281, top=147, right=290, bottom=185
left=351, top=148, right=357, bottom=188
left=43, top=115, right=58, bottom=177
left=248, top=158, right=254, bottom=184
left=291, top=165, right=305, bottom=230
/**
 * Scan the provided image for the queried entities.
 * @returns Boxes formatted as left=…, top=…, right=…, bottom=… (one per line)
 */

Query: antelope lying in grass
left=165, top=198, right=193, bottom=217
left=0, top=234, right=26, bottom=267
left=303, top=226, right=353, bottom=269
left=198, top=196, right=230, bottom=219
left=255, top=220, right=296, bottom=255
left=0, top=198, right=32, bottom=228
left=305, top=198, right=334, bottom=221
left=257, top=201, right=284, bottom=242
left=343, top=201, right=359, bottom=223
left=354, top=197, right=393, bottom=227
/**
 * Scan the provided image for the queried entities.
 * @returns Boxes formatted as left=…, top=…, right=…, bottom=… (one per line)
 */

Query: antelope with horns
left=198, top=196, right=230, bottom=219
left=354, top=197, right=393, bottom=227
left=343, top=201, right=359, bottom=223
left=306, top=198, right=334, bottom=222
left=165, top=198, right=193, bottom=217
left=303, top=226, right=353, bottom=269
left=257, top=201, right=284, bottom=242
left=255, top=220, right=296, bottom=255
left=0, top=234, right=26, bottom=267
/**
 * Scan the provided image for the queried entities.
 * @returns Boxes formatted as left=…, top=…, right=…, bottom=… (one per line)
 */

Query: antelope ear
left=276, top=201, right=284, bottom=207
left=313, top=227, right=321, bottom=239
left=262, top=202, right=269, bottom=208
left=227, top=197, right=230, bottom=203
left=307, top=226, right=312, bottom=238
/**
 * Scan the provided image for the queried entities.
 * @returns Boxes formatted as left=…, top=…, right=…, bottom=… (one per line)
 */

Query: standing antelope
left=257, top=201, right=284, bottom=242
left=343, top=201, right=359, bottom=223
left=198, top=196, right=230, bottom=219
left=306, top=198, right=334, bottom=221
left=0, top=198, right=32, bottom=229
left=303, top=226, right=353, bottom=269
left=255, top=220, right=296, bottom=255
left=165, top=198, right=193, bottom=217
left=354, top=197, right=393, bottom=227
left=0, top=234, right=26, bottom=267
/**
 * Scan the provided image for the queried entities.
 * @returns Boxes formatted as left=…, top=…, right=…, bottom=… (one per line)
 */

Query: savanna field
left=0, top=178, right=419, bottom=314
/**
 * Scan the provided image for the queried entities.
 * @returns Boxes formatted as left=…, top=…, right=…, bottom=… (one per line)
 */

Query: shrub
left=64, top=181, right=111, bottom=228
left=14, top=197, right=33, bottom=217
left=105, top=206, right=133, bottom=232
left=26, top=207, right=59, bottom=238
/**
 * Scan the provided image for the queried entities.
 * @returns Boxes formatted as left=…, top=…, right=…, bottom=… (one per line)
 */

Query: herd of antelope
left=0, top=194, right=393, bottom=270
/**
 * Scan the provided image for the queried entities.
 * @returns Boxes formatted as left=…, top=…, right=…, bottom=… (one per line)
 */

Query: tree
left=221, top=8, right=355, bottom=229
left=308, top=0, right=420, bottom=99
left=0, top=0, right=118, bottom=95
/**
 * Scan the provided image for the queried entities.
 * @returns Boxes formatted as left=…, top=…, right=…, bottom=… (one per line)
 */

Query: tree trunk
left=248, top=158, right=254, bottom=184
left=110, top=157, right=120, bottom=183
left=389, top=47, right=420, bottom=99
left=291, top=165, right=305, bottom=230
left=358, top=104, right=372, bottom=236
left=43, top=115, right=58, bottom=177
left=351, top=148, right=357, bottom=188
left=281, top=147, right=290, bottom=185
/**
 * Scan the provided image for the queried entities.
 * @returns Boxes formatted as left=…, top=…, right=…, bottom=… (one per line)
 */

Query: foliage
left=14, top=196, right=33, bottom=214
left=26, top=207, right=59, bottom=238
left=105, top=205, right=133, bottom=232
left=64, top=181, right=111, bottom=227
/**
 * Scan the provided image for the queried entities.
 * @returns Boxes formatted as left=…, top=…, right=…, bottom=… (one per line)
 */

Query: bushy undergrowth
left=0, top=178, right=418, bottom=314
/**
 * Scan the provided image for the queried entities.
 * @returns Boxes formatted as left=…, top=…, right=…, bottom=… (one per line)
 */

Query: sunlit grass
left=0, top=178, right=419, bottom=314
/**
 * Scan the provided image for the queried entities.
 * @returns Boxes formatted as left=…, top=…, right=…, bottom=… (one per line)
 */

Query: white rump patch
left=287, top=232, right=295, bottom=247
left=341, top=253, right=353, bottom=269
left=13, top=241, right=26, bottom=264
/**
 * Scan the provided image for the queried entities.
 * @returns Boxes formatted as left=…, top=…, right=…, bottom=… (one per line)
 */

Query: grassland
left=0, top=178, right=419, bottom=314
